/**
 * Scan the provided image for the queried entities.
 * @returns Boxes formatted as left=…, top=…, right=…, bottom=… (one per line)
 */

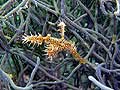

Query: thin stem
left=26, top=57, right=40, bottom=86
left=88, top=76, right=114, bottom=90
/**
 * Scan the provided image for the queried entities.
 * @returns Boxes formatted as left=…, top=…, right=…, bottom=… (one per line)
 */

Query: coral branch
left=88, top=76, right=114, bottom=90
left=114, top=0, right=120, bottom=16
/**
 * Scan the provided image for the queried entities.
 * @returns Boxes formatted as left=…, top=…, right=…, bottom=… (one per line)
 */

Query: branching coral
left=1, top=0, right=120, bottom=89
left=22, top=22, right=86, bottom=64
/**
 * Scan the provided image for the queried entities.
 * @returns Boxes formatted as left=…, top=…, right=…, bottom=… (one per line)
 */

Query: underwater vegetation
left=0, top=0, right=120, bottom=90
